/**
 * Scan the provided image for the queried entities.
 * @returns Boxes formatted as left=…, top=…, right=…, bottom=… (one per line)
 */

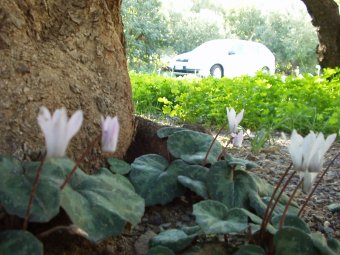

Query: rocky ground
left=226, top=131, right=340, bottom=240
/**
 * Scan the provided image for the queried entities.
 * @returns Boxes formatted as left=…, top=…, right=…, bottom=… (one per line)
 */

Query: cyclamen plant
left=203, top=107, right=245, bottom=164
left=145, top=106, right=339, bottom=255
left=25, top=107, right=121, bottom=228
left=0, top=106, right=146, bottom=254
left=0, top=104, right=338, bottom=255
left=259, top=129, right=338, bottom=242
left=288, top=130, right=337, bottom=193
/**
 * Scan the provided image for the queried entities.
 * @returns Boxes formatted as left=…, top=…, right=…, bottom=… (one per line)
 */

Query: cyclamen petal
left=322, top=134, right=337, bottom=155
left=37, top=107, right=83, bottom=157
left=101, top=116, right=120, bottom=153
left=288, top=130, right=336, bottom=193
left=235, top=109, right=244, bottom=127
left=301, top=132, right=317, bottom=171
left=67, top=110, right=84, bottom=141
left=226, top=107, right=244, bottom=134
left=288, top=130, right=303, bottom=169
left=232, top=130, right=244, bottom=147
left=302, top=172, right=318, bottom=193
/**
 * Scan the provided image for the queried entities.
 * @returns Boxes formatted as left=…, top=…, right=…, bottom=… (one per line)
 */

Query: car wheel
left=262, top=66, right=270, bottom=74
left=210, top=64, right=223, bottom=78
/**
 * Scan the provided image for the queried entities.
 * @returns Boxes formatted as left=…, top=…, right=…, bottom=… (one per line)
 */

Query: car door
left=222, top=42, right=245, bottom=78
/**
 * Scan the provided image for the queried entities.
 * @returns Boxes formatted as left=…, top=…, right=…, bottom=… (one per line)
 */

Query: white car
left=169, top=39, right=275, bottom=78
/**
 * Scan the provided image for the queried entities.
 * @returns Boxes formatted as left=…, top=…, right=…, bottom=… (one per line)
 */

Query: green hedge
left=130, top=70, right=340, bottom=135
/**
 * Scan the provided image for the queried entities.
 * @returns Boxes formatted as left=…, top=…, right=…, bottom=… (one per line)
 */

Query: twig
left=279, top=177, right=303, bottom=229
left=23, top=156, right=46, bottom=230
left=298, top=152, right=340, bottom=217
left=38, top=225, right=88, bottom=239
left=60, top=134, right=101, bottom=190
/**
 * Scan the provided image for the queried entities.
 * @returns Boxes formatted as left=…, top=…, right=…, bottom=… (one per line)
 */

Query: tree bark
left=301, top=0, right=340, bottom=68
left=0, top=0, right=135, bottom=170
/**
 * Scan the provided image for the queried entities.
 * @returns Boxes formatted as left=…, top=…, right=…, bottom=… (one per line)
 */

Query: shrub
left=130, top=69, right=339, bottom=135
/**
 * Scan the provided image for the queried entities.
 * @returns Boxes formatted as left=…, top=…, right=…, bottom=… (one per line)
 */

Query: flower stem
left=60, top=134, right=101, bottom=190
left=203, top=122, right=227, bottom=165
left=259, top=163, right=292, bottom=237
left=279, top=177, right=303, bottom=229
left=23, top=156, right=46, bottom=230
left=263, top=170, right=296, bottom=230
left=218, top=140, right=232, bottom=160
left=298, top=151, right=340, bottom=217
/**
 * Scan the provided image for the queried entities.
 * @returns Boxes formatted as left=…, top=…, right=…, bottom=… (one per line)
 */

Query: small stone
left=134, top=230, right=156, bottom=255
left=15, top=64, right=30, bottom=74
left=180, top=214, right=192, bottom=222
left=72, top=0, right=87, bottom=8
left=146, top=212, right=163, bottom=225
left=159, top=222, right=172, bottom=230
left=101, top=245, right=115, bottom=255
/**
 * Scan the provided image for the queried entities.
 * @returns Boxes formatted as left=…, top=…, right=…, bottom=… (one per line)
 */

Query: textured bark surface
left=301, top=0, right=340, bottom=68
left=0, top=0, right=135, bottom=170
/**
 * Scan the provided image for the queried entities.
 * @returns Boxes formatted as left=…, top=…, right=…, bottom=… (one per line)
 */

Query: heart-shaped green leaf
left=251, top=174, right=298, bottom=208
left=157, top=126, right=188, bottom=138
left=146, top=246, right=175, bottom=255
left=327, top=238, right=340, bottom=254
left=130, top=155, right=208, bottom=206
left=60, top=165, right=144, bottom=241
left=0, top=230, right=43, bottom=255
left=310, top=232, right=339, bottom=255
left=150, top=228, right=199, bottom=252
left=129, top=154, right=183, bottom=206
left=167, top=130, right=222, bottom=164
left=25, top=158, right=144, bottom=242
left=234, top=245, right=265, bottom=255
left=224, top=154, right=258, bottom=170
left=182, top=243, right=233, bottom=255
left=274, top=227, right=320, bottom=255
left=327, top=203, right=340, bottom=213
left=193, top=200, right=248, bottom=234
left=271, top=215, right=310, bottom=234
left=177, top=176, right=208, bottom=199
left=207, top=160, right=257, bottom=209
left=107, top=158, right=131, bottom=175
left=0, top=156, right=60, bottom=222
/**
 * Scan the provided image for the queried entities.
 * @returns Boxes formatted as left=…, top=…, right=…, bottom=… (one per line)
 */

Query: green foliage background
left=131, top=70, right=340, bottom=135
left=122, top=0, right=318, bottom=74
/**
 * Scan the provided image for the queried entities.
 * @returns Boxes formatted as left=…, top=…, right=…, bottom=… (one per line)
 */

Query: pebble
left=134, top=230, right=156, bottom=255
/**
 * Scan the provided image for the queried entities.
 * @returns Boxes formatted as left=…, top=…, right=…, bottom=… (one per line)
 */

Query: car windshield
left=192, top=41, right=228, bottom=54
left=193, top=40, right=240, bottom=55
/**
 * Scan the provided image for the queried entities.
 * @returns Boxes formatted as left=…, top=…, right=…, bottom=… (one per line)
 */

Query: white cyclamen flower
left=101, top=116, right=120, bottom=153
left=226, top=107, right=244, bottom=134
left=288, top=130, right=336, bottom=193
left=232, top=130, right=244, bottom=147
left=37, top=106, right=83, bottom=157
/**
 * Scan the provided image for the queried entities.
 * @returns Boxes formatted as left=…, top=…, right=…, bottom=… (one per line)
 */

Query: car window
left=228, top=42, right=244, bottom=55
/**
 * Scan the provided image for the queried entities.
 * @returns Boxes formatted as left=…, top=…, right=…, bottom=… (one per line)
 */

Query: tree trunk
left=0, top=0, right=135, bottom=169
left=301, top=0, right=340, bottom=68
